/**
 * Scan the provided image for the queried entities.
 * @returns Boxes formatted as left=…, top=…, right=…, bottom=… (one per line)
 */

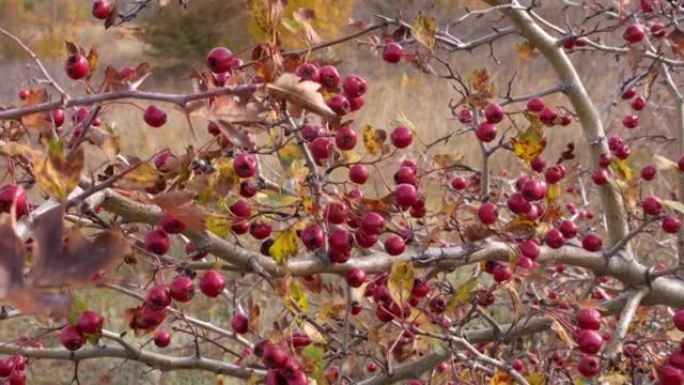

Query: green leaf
left=69, top=293, right=88, bottom=326
left=302, top=345, right=328, bottom=385
left=388, top=261, right=415, bottom=305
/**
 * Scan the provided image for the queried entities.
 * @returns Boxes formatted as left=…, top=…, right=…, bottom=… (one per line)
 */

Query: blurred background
left=0, top=0, right=681, bottom=384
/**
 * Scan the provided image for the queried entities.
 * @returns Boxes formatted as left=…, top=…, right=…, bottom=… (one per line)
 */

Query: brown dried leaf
left=20, top=89, right=52, bottom=131
left=152, top=191, right=207, bottom=231
left=34, top=142, right=84, bottom=200
left=65, top=41, right=79, bottom=56
left=412, top=14, right=437, bottom=50
left=104, top=0, right=118, bottom=29
left=252, top=43, right=284, bottom=83
left=516, top=41, right=537, bottom=60
left=103, top=66, right=124, bottom=91
left=87, top=46, right=99, bottom=79
left=267, top=73, right=336, bottom=119
left=669, top=30, right=684, bottom=57
left=118, top=161, right=164, bottom=190
left=290, top=8, right=322, bottom=46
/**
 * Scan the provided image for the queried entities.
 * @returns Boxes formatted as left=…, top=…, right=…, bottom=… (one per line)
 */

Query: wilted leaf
left=247, top=0, right=283, bottom=44
left=270, top=228, right=299, bottom=264
left=278, top=142, right=305, bottom=170
left=599, top=372, right=628, bottom=385
left=525, top=373, right=545, bottom=385
left=286, top=8, right=322, bottom=47
left=503, top=216, right=536, bottom=238
left=363, top=124, right=387, bottom=155
left=267, top=73, right=336, bottom=119
left=489, top=370, right=512, bottom=385
left=433, top=153, right=464, bottom=169
left=153, top=192, right=207, bottom=231
left=35, top=142, right=84, bottom=200
left=388, top=261, right=415, bottom=305
left=669, top=29, right=684, bottom=57
left=516, top=41, right=537, bottom=60
left=206, top=215, right=232, bottom=238
left=65, top=41, right=80, bottom=56
left=611, top=158, right=634, bottom=182
left=255, top=192, right=301, bottom=207
left=285, top=281, right=309, bottom=313
left=252, top=43, right=284, bottom=83
left=87, top=46, right=99, bottom=78
left=655, top=154, right=678, bottom=170
left=510, top=113, right=547, bottom=162
left=664, top=200, right=684, bottom=215
left=447, top=277, right=477, bottom=311
left=558, top=143, right=576, bottom=163
left=468, top=68, right=496, bottom=107
left=104, top=0, right=118, bottom=29
left=413, top=14, right=437, bottom=50
left=20, top=89, right=51, bottom=131
left=550, top=320, right=575, bottom=348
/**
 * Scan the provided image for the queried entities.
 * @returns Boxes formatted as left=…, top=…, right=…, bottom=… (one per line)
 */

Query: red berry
left=384, top=235, right=406, bottom=256
left=0, top=184, right=28, bottom=218
left=325, top=201, right=348, bottom=224
left=521, top=179, right=547, bottom=201
left=622, top=114, right=639, bottom=129
left=530, top=156, right=546, bottom=172
left=234, top=153, right=257, bottom=178
left=76, top=310, right=103, bottom=335
left=154, top=150, right=174, bottom=171
left=451, top=176, right=467, bottom=190
left=632, top=95, right=646, bottom=111
left=394, top=166, right=417, bottom=185
left=335, top=126, right=357, bottom=150
left=328, top=228, right=353, bottom=254
left=199, top=270, right=226, bottom=298
left=383, top=42, right=403, bottom=63
left=355, top=230, right=378, bottom=248
left=18, top=89, right=29, bottom=100
left=206, top=47, right=233, bottom=73
left=558, top=220, right=577, bottom=239
left=478, top=203, right=498, bottom=225
left=346, top=268, right=366, bottom=287
left=519, top=239, right=540, bottom=260
left=342, top=75, right=368, bottom=99
left=169, top=275, right=195, bottom=303
left=349, top=95, right=365, bottom=111
left=92, top=0, right=112, bottom=19
left=154, top=329, right=171, bottom=348
left=675, top=309, right=684, bottom=331
left=143, top=105, right=167, bottom=128
left=349, top=164, right=369, bottom=184
left=591, top=169, right=608, bottom=185
left=159, top=212, right=186, bottom=234
left=544, top=229, right=565, bottom=249
left=679, top=155, right=684, bottom=172
left=622, top=88, right=637, bottom=99
left=412, top=279, right=431, bottom=297
left=458, top=109, right=473, bottom=124
left=141, top=304, right=168, bottom=326
left=544, top=165, right=565, bottom=184
left=576, top=329, right=603, bottom=354
left=239, top=181, right=258, bottom=198
left=395, top=184, right=418, bottom=209
left=577, top=355, right=600, bottom=377
left=492, top=264, right=512, bottom=283
left=643, top=195, right=663, bottom=215
left=146, top=285, right=171, bottom=310
left=652, top=22, right=667, bottom=38
left=526, top=96, right=545, bottom=112
left=311, top=137, right=333, bottom=160
left=295, top=63, right=320, bottom=82
left=327, top=94, right=351, bottom=115
left=301, top=224, right=324, bottom=250
left=318, top=65, right=341, bottom=90
left=623, top=24, right=646, bottom=43
left=144, top=229, right=170, bottom=255
left=507, top=192, right=530, bottom=214
left=539, top=106, right=558, bottom=126
left=641, top=165, right=657, bottom=181
left=475, top=122, right=497, bottom=142
left=301, top=124, right=324, bottom=142
left=484, top=103, right=504, bottom=123
left=231, top=313, right=249, bottom=334
left=120, top=66, right=135, bottom=79
left=60, top=325, right=85, bottom=351
left=360, top=213, right=385, bottom=235
left=51, top=108, right=66, bottom=127
left=576, top=308, right=601, bottom=330
left=250, top=221, right=272, bottom=240
left=662, top=365, right=684, bottom=385
left=582, top=233, right=602, bottom=252
left=262, top=345, right=288, bottom=369
left=390, top=126, right=413, bottom=148
left=230, top=200, right=251, bottom=218
left=664, top=216, right=682, bottom=234
left=511, top=359, right=524, bottom=371
left=0, top=359, right=14, bottom=377
left=64, top=54, right=90, bottom=80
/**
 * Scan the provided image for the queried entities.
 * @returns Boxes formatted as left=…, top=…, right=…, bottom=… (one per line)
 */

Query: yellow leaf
left=469, top=67, right=496, bottom=101
left=611, top=158, right=634, bottom=182
left=34, top=141, right=84, bottom=200
left=599, top=372, right=628, bottom=385
left=121, top=162, right=163, bottom=189
left=655, top=154, right=678, bottom=170
left=489, top=369, right=513, bottom=385
left=447, top=277, right=478, bottom=311
left=510, top=113, right=546, bottom=162
left=525, top=373, right=545, bottom=385
left=205, top=215, right=232, bottom=238
left=87, top=46, right=99, bottom=78
left=255, top=192, right=301, bottom=207
left=551, top=320, right=575, bottom=348
left=267, top=73, right=336, bottom=119
left=285, top=281, right=309, bottom=313
left=269, top=228, right=299, bottom=264
left=413, top=14, right=437, bottom=50
left=363, top=124, right=387, bottom=155
left=247, top=0, right=283, bottom=44
left=388, top=261, right=415, bottom=305
left=278, top=142, right=305, bottom=170
left=546, top=184, right=562, bottom=202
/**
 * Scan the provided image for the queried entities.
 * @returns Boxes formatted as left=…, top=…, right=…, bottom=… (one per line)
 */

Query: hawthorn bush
left=3, top=1, right=684, bottom=385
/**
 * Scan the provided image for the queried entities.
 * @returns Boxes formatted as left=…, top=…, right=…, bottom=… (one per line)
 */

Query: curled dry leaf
left=153, top=191, right=208, bottom=231
left=266, top=73, right=337, bottom=119
left=34, top=142, right=85, bottom=200
left=20, top=88, right=52, bottom=132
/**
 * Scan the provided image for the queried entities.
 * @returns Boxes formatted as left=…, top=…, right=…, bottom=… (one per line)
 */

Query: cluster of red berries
left=0, top=184, right=28, bottom=219
left=363, top=273, right=431, bottom=323
left=59, top=309, right=104, bottom=351
left=293, top=62, right=368, bottom=115
left=256, top=339, right=310, bottom=385
left=620, top=88, right=647, bottom=130
left=0, top=354, right=27, bottom=385
left=659, top=314, right=684, bottom=385
left=572, top=308, right=604, bottom=377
